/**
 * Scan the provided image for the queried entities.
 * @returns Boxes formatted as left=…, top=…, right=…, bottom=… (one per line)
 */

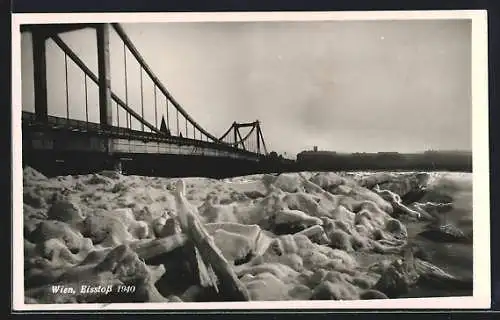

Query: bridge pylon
left=218, top=120, right=268, bottom=156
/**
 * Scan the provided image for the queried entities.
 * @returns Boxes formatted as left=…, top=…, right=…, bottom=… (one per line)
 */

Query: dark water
left=404, top=174, right=473, bottom=297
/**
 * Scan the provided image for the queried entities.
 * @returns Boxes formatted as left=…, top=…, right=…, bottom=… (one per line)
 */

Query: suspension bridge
left=20, top=23, right=294, bottom=177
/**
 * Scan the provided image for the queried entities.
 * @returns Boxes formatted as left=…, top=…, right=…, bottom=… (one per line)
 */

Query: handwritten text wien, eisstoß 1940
left=51, top=284, right=136, bottom=296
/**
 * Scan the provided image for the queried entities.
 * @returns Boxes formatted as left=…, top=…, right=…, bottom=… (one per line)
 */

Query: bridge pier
left=113, top=157, right=123, bottom=174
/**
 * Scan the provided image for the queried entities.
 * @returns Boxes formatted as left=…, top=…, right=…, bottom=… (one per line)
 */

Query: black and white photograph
left=12, top=11, right=490, bottom=310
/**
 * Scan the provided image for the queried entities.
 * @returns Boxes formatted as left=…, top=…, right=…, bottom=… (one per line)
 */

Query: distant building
left=377, top=152, right=400, bottom=155
left=296, top=149, right=338, bottom=162
left=424, top=149, right=472, bottom=156
left=295, top=146, right=472, bottom=171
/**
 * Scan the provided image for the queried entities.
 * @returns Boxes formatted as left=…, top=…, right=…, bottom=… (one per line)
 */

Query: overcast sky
left=21, top=19, right=472, bottom=156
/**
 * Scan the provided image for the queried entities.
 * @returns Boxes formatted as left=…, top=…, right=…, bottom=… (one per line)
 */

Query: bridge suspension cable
left=84, top=73, right=89, bottom=123
left=166, top=97, right=169, bottom=132
left=123, top=41, right=129, bottom=129
left=50, top=34, right=163, bottom=134
left=154, top=85, right=158, bottom=129
left=64, top=52, right=69, bottom=119
left=111, top=23, right=223, bottom=143
left=28, top=23, right=269, bottom=157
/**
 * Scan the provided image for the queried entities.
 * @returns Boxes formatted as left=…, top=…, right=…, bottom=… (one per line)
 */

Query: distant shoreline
left=22, top=148, right=472, bottom=181
left=295, top=150, right=472, bottom=173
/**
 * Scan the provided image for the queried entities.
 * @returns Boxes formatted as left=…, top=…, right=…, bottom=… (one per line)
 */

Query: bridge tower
left=28, top=23, right=118, bottom=169
left=218, top=120, right=268, bottom=155
left=96, top=24, right=113, bottom=128
left=32, top=29, right=48, bottom=123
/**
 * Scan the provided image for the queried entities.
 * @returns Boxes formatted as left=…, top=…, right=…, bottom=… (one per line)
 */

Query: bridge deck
left=22, top=111, right=262, bottom=161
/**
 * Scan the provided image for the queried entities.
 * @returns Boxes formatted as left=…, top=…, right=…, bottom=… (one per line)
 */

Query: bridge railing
left=22, top=111, right=265, bottom=161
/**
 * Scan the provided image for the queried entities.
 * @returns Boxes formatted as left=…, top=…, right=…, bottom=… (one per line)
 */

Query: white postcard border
left=11, top=10, right=490, bottom=311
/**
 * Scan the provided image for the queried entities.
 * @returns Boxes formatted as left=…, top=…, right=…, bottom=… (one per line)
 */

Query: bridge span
left=20, top=23, right=294, bottom=178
